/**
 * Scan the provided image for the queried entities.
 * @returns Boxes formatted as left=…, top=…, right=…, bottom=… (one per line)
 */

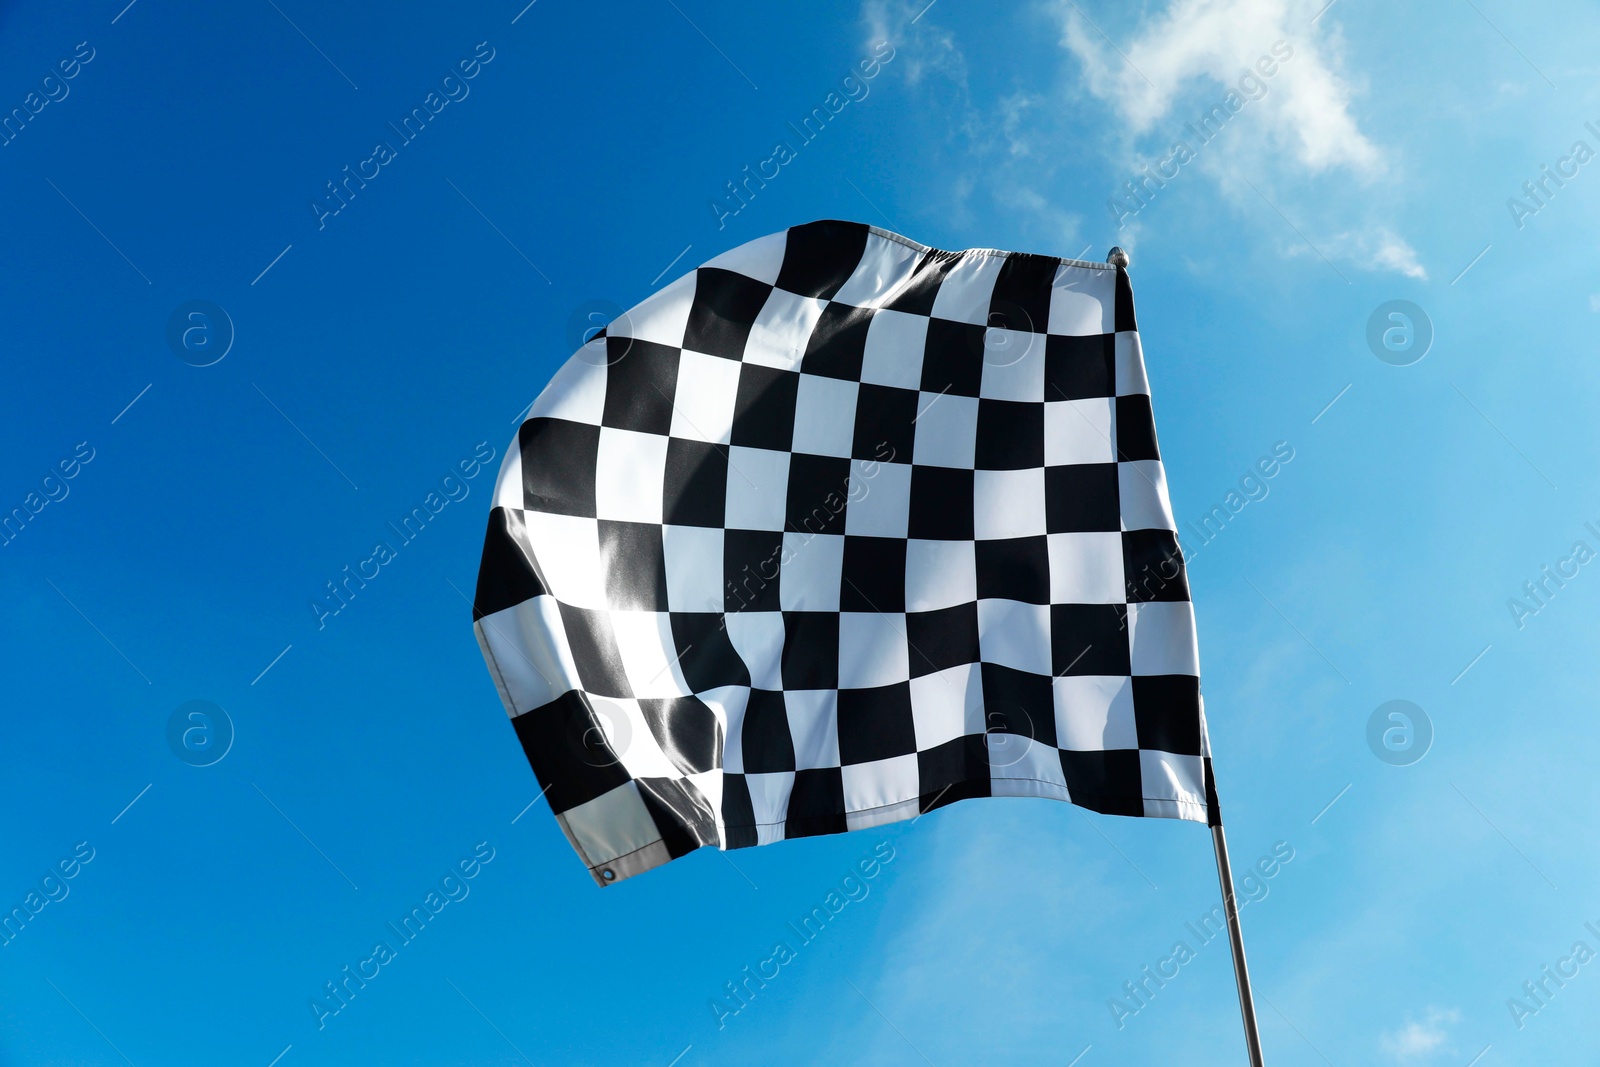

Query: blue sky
left=4, top=0, right=1600, bottom=1063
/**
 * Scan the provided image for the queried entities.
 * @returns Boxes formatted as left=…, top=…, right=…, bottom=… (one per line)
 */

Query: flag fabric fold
left=473, top=220, right=1216, bottom=886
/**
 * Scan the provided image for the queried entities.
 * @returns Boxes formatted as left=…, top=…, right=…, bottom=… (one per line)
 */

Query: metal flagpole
left=1211, top=823, right=1267, bottom=1066
left=1105, top=245, right=1265, bottom=1064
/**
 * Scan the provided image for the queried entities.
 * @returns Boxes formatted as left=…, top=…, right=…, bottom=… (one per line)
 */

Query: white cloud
left=1371, top=229, right=1428, bottom=279
left=1056, top=0, right=1380, bottom=174
left=856, top=0, right=1420, bottom=277
left=1294, top=227, right=1428, bottom=279
left=999, top=90, right=1044, bottom=158
left=858, top=1, right=1051, bottom=237
left=1588, top=293, right=1600, bottom=312
left=1052, top=0, right=1426, bottom=277
left=862, top=0, right=968, bottom=91
left=1379, top=1007, right=1460, bottom=1060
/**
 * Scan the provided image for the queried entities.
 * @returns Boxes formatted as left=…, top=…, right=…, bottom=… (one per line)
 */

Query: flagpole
left=1210, top=823, right=1266, bottom=1066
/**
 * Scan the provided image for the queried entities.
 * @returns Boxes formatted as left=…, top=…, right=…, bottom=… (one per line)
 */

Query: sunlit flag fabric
left=473, top=220, right=1217, bottom=886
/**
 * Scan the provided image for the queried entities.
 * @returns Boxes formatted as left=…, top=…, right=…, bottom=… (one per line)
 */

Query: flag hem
left=560, top=773, right=1209, bottom=888
left=850, top=220, right=1119, bottom=273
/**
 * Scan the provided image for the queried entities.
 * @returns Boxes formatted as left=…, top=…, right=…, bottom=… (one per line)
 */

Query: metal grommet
left=1106, top=246, right=1130, bottom=268
left=601, top=868, right=616, bottom=882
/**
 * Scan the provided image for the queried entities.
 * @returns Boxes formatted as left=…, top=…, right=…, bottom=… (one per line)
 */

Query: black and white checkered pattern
left=473, top=221, right=1217, bottom=886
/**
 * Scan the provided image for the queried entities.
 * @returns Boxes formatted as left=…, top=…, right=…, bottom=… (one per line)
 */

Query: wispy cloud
left=1290, top=227, right=1429, bottom=279
left=857, top=0, right=1418, bottom=277
left=1055, top=0, right=1380, bottom=174
left=858, top=1, right=1085, bottom=247
left=1049, top=0, right=1433, bottom=275
left=863, top=0, right=969, bottom=92
left=1379, top=1007, right=1460, bottom=1060
left=995, top=185, right=1084, bottom=251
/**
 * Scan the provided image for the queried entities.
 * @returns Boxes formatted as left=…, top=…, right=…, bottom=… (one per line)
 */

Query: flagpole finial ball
left=1106, top=246, right=1130, bottom=268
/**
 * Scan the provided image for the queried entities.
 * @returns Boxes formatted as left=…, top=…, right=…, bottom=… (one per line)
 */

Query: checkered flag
left=473, top=220, right=1217, bottom=886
